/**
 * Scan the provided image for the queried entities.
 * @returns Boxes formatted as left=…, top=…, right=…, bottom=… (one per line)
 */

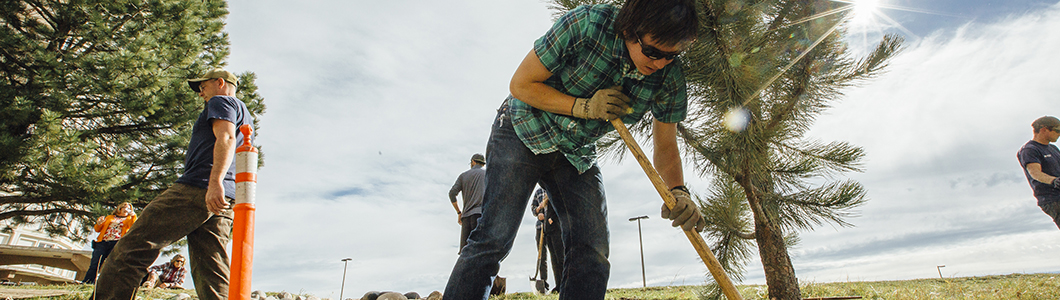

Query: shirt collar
left=613, top=35, right=646, bottom=81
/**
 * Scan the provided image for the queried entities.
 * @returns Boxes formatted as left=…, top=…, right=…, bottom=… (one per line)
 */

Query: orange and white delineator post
left=229, top=124, right=258, bottom=300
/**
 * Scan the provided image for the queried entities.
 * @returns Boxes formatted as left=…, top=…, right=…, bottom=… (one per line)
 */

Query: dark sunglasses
left=638, top=38, right=682, bottom=61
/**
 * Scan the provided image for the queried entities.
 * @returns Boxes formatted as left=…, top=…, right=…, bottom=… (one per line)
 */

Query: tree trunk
left=744, top=183, right=801, bottom=300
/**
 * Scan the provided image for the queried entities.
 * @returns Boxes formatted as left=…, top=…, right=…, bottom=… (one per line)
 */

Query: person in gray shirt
left=450, top=153, right=486, bottom=254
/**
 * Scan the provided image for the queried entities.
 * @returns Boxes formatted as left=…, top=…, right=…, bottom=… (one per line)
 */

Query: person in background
left=141, top=254, right=187, bottom=289
left=1018, top=116, right=1060, bottom=230
left=449, top=153, right=487, bottom=254
left=529, top=187, right=564, bottom=294
left=82, top=202, right=137, bottom=284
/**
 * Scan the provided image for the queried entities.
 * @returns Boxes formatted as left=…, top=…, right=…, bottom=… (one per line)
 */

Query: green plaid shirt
left=509, top=4, right=688, bottom=173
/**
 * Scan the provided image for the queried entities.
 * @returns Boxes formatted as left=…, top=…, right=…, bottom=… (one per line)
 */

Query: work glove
left=1053, top=177, right=1060, bottom=189
left=661, top=186, right=706, bottom=232
left=571, top=86, right=631, bottom=121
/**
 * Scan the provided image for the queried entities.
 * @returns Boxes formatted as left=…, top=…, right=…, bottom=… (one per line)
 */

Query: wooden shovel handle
left=610, top=118, right=744, bottom=300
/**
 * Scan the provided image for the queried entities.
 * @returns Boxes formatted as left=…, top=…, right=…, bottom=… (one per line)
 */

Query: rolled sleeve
left=533, top=6, right=589, bottom=74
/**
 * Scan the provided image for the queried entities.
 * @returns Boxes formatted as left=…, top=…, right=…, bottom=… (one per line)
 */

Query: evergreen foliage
left=545, top=0, right=902, bottom=299
left=0, top=0, right=265, bottom=242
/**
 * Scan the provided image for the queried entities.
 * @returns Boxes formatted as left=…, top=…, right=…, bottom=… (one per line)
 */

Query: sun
left=851, top=0, right=879, bottom=24
left=852, top=0, right=877, bottom=23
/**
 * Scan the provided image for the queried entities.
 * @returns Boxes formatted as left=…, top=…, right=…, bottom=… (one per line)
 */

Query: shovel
left=610, top=118, right=744, bottom=300
left=529, top=198, right=550, bottom=295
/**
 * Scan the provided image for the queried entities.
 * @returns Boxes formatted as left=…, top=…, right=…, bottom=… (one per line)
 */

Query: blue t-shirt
left=175, top=95, right=253, bottom=199
left=1018, top=140, right=1060, bottom=205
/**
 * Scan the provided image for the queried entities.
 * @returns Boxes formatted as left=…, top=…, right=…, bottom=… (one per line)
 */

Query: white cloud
left=799, top=0, right=1060, bottom=284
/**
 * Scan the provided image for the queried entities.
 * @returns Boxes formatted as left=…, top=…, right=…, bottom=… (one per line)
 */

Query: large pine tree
left=0, top=0, right=265, bottom=241
left=547, top=0, right=902, bottom=299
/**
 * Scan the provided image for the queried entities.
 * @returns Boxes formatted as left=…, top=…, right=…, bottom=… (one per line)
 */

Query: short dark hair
left=1033, top=116, right=1060, bottom=133
left=615, top=0, right=699, bottom=46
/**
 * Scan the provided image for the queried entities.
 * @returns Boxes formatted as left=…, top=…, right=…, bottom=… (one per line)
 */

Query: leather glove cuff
left=670, top=185, right=690, bottom=194
left=571, top=97, right=590, bottom=119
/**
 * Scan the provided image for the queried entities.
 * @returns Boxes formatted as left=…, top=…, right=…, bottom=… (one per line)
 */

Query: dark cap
left=471, top=153, right=485, bottom=164
left=187, top=68, right=239, bottom=92
left=1033, top=116, right=1060, bottom=132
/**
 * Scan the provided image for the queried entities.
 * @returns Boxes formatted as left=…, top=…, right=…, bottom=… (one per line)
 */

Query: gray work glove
left=661, top=186, right=706, bottom=232
left=1053, top=177, right=1060, bottom=189
left=571, top=86, right=631, bottom=120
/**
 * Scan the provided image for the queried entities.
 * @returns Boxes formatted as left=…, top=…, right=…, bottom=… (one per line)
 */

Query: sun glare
left=851, top=0, right=879, bottom=24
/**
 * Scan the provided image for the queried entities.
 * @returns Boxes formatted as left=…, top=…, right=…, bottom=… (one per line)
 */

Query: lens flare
left=723, top=107, right=750, bottom=132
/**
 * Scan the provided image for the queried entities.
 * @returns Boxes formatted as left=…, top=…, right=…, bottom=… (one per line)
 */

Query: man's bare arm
left=653, top=120, right=683, bottom=188
left=206, top=119, right=237, bottom=214
left=510, top=50, right=579, bottom=115
left=1027, top=163, right=1056, bottom=185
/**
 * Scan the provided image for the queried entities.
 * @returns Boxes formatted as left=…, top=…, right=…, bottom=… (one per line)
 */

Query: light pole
left=629, top=215, right=649, bottom=287
left=340, top=258, right=352, bottom=300
left=937, top=265, right=945, bottom=279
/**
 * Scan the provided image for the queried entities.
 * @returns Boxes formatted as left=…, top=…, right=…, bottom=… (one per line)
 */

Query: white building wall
left=0, top=220, right=89, bottom=281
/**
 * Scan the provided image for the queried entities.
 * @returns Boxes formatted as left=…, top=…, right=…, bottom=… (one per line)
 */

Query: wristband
left=670, top=185, right=689, bottom=194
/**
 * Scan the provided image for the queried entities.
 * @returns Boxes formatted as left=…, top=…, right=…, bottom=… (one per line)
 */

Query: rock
left=376, top=292, right=407, bottom=300
left=265, top=297, right=279, bottom=300
left=251, top=290, right=267, bottom=300
left=304, top=296, right=320, bottom=300
left=277, top=292, right=295, bottom=300
left=402, top=292, right=420, bottom=299
left=167, top=293, right=192, bottom=300
left=425, top=291, right=442, bottom=300
left=360, top=291, right=381, bottom=300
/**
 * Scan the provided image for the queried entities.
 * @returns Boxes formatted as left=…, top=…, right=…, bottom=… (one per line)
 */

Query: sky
left=133, top=0, right=1060, bottom=297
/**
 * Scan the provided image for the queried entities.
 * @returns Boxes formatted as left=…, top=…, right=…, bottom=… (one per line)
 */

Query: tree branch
left=0, top=195, right=61, bottom=206
left=0, top=207, right=92, bottom=221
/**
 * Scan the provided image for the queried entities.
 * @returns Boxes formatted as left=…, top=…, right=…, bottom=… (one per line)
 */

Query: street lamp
left=629, top=215, right=649, bottom=287
left=340, top=258, right=352, bottom=300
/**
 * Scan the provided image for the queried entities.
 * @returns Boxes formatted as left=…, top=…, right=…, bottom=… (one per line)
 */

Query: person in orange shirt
left=82, top=202, right=137, bottom=284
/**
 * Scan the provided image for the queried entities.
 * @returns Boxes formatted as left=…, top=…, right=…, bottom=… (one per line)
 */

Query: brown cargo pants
left=94, top=183, right=234, bottom=300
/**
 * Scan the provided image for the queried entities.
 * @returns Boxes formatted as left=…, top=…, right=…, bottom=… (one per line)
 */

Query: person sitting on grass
left=141, top=255, right=186, bottom=289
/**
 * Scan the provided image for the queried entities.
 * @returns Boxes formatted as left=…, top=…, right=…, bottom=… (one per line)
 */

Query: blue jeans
left=444, top=104, right=610, bottom=300
left=82, top=240, right=118, bottom=283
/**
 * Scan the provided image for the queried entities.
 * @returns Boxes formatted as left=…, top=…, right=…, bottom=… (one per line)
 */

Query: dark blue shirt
left=1018, top=140, right=1060, bottom=205
left=175, top=95, right=253, bottom=199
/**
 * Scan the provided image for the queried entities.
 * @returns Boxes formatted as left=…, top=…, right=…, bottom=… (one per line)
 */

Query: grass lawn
left=491, top=273, right=1060, bottom=300
left=2, top=273, right=1058, bottom=299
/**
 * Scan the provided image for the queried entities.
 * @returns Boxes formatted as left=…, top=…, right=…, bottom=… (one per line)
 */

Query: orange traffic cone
left=230, top=124, right=258, bottom=299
